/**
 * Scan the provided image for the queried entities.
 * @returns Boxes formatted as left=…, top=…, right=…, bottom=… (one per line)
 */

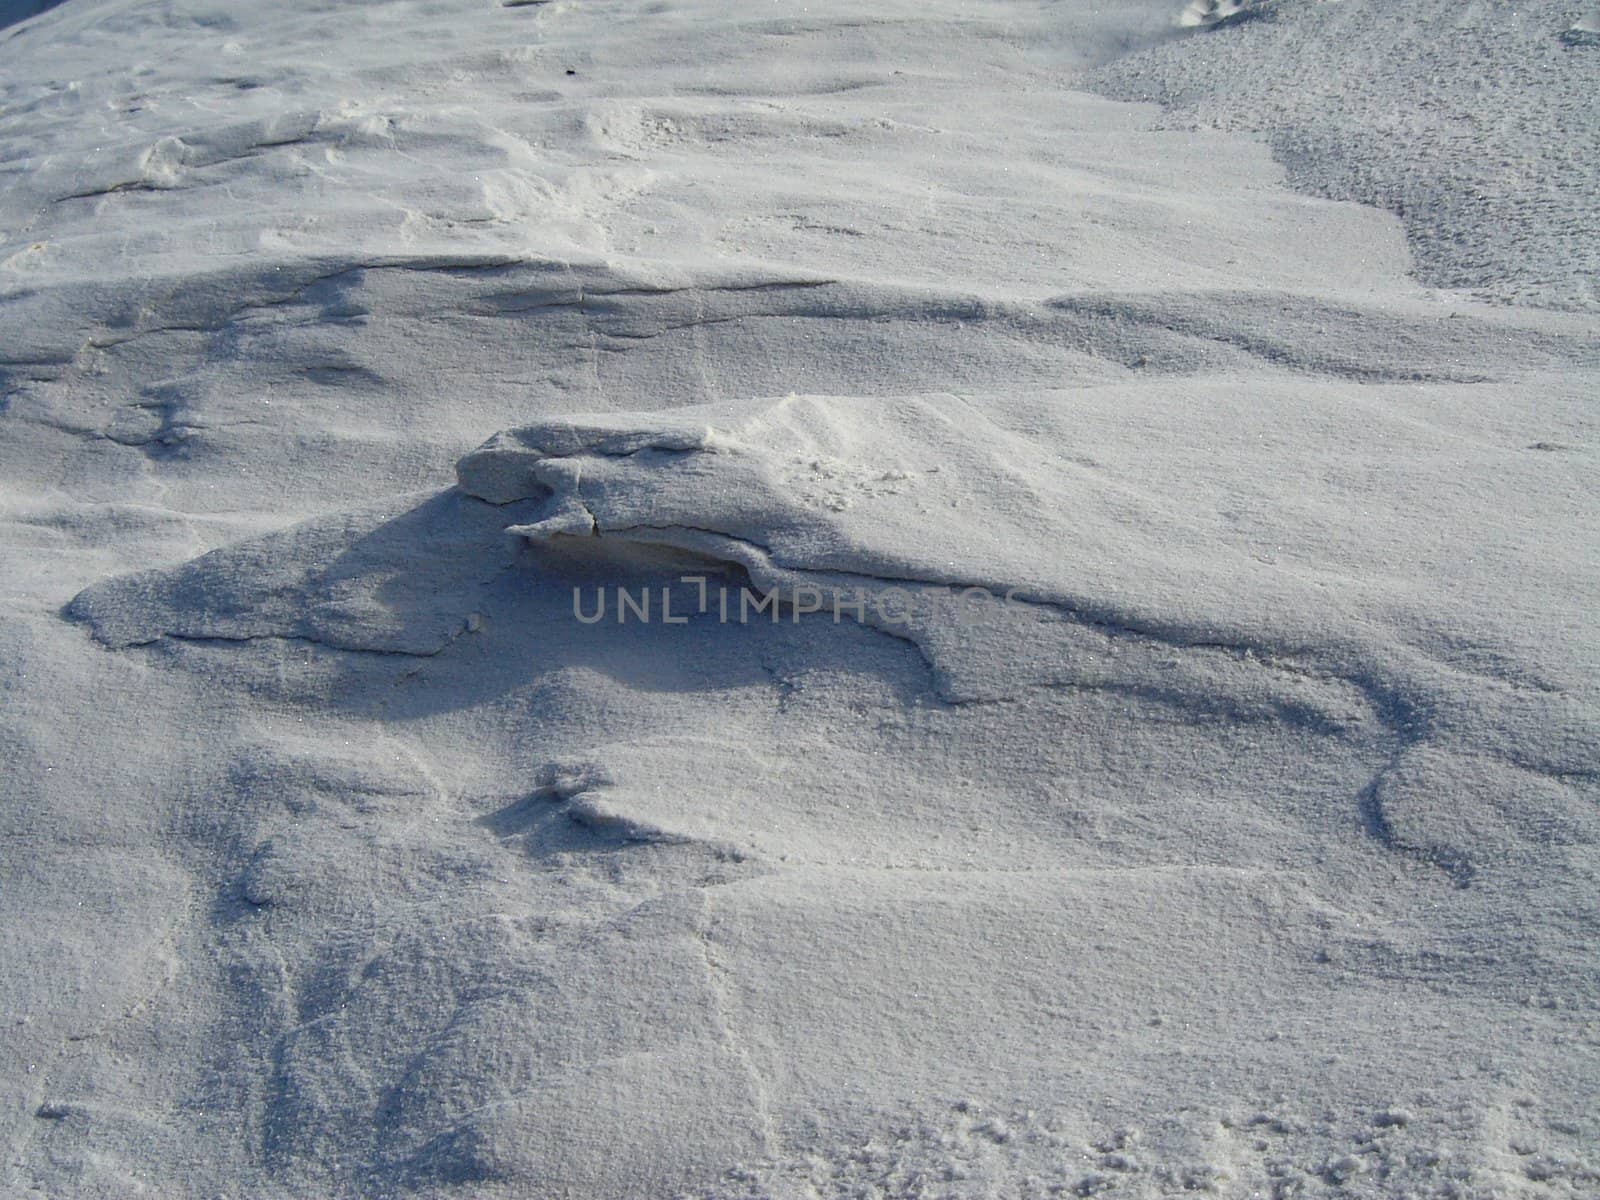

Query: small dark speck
left=35, top=1104, right=71, bottom=1121
left=566, top=69, right=577, bottom=76
left=1527, top=442, right=1570, bottom=452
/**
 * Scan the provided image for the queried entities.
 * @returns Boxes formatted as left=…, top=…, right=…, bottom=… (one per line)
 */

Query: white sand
left=1094, top=0, right=1600, bottom=310
left=2, top=1, right=1597, bottom=1197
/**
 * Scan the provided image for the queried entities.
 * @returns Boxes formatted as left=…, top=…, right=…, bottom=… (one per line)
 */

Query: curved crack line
left=691, top=892, right=782, bottom=1164
left=524, top=517, right=1471, bottom=885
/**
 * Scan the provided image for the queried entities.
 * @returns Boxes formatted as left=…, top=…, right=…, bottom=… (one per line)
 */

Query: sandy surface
left=2, top=1, right=1597, bottom=1197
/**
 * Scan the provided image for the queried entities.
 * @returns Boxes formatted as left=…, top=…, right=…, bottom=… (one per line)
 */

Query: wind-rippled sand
left=2, top=1, right=1596, bottom=1196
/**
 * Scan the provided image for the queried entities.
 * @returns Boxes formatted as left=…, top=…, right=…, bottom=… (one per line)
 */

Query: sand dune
left=3, top=0, right=1597, bottom=1197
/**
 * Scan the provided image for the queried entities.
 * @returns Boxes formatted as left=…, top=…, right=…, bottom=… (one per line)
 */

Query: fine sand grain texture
left=2, top=1, right=1597, bottom=1198
left=1093, top=0, right=1600, bottom=310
